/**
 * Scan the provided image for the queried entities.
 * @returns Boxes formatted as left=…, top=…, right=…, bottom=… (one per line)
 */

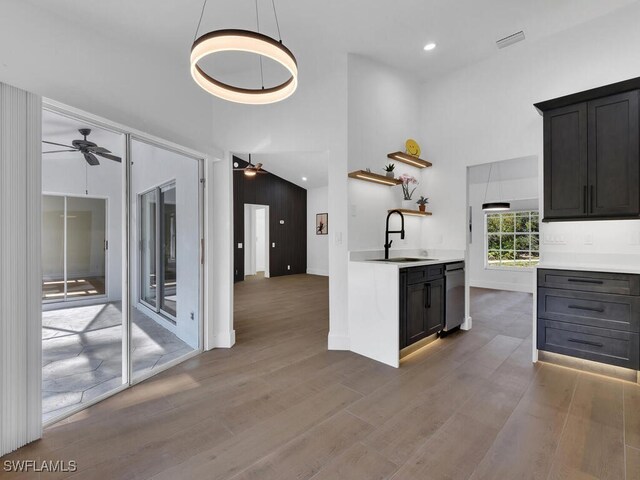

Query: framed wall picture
left=316, top=213, right=328, bottom=235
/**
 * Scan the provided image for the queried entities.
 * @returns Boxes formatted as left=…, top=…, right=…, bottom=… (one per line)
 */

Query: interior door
left=588, top=91, right=640, bottom=217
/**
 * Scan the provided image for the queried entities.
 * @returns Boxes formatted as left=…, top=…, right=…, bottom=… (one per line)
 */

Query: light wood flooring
left=2, top=276, right=640, bottom=479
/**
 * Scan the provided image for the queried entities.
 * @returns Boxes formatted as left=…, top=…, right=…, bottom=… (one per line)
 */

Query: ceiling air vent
left=496, top=31, right=525, bottom=49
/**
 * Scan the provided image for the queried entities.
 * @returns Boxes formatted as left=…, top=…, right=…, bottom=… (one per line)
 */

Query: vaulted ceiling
left=25, top=0, right=637, bottom=82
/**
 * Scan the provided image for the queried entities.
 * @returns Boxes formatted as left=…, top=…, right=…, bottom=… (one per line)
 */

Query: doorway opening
left=465, top=156, right=538, bottom=338
left=244, top=204, right=269, bottom=280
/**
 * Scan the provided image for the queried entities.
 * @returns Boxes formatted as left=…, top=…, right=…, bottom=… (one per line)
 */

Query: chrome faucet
left=384, top=210, right=405, bottom=259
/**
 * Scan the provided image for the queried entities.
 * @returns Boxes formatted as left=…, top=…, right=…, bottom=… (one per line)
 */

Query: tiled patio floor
left=42, top=302, right=194, bottom=422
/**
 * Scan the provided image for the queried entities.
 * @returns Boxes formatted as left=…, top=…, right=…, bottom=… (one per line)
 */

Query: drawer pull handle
left=568, top=338, right=603, bottom=348
left=567, top=278, right=604, bottom=285
left=568, top=304, right=605, bottom=313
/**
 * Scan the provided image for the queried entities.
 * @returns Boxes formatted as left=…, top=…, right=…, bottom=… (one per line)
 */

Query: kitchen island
left=348, top=250, right=467, bottom=367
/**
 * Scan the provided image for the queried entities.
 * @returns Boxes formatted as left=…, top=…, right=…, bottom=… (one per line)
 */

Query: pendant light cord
left=271, top=0, right=282, bottom=42
left=193, top=0, right=209, bottom=43
left=255, top=0, right=265, bottom=89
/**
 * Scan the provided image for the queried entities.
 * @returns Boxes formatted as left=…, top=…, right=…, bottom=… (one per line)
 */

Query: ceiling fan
left=42, top=128, right=122, bottom=166
left=234, top=155, right=267, bottom=177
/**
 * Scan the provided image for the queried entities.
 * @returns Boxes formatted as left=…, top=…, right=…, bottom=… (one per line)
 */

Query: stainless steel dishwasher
left=444, top=262, right=465, bottom=333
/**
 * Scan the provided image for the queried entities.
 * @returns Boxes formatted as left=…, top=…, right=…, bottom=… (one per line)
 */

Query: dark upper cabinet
left=543, top=103, right=589, bottom=219
left=588, top=91, right=640, bottom=217
left=536, top=78, right=640, bottom=221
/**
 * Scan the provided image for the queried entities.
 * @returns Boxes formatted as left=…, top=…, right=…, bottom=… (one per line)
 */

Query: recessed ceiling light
left=302, top=177, right=307, bottom=181
left=423, top=43, right=436, bottom=51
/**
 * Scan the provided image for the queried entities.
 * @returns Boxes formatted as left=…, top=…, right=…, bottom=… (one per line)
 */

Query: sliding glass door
left=42, top=195, right=107, bottom=302
left=41, top=106, right=203, bottom=424
left=139, top=182, right=177, bottom=320
left=130, top=139, right=201, bottom=380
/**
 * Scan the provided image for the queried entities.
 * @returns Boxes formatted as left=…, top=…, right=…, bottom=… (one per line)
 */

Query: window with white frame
left=486, top=210, right=539, bottom=268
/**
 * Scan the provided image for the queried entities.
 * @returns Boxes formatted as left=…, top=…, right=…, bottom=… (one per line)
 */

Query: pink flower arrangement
left=398, top=174, right=418, bottom=200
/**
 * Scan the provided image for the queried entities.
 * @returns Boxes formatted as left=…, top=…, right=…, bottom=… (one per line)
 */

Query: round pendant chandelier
left=190, top=0, right=298, bottom=105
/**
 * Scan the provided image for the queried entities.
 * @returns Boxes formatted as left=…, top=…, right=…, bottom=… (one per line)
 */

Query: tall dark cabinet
left=535, top=78, right=640, bottom=221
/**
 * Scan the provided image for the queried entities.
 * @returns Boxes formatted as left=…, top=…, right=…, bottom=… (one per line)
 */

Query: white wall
left=419, top=2, right=640, bottom=266
left=467, top=157, right=538, bottom=293
left=130, top=140, right=200, bottom=349
left=347, top=54, right=427, bottom=252
left=42, top=147, right=124, bottom=303
left=307, top=186, right=329, bottom=276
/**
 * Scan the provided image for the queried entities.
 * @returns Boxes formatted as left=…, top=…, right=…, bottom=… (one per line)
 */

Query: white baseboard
left=306, top=268, right=329, bottom=276
left=328, top=332, right=350, bottom=350
left=209, top=330, right=236, bottom=349
left=460, top=316, right=473, bottom=330
left=469, top=281, right=533, bottom=294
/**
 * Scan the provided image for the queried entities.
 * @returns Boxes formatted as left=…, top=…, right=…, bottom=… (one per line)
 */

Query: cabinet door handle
left=568, top=338, right=603, bottom=348
left=590, top=185, right=594, bottom=213
left=568, top=304, right=605, bottom=313
left=567, top=278, right=604, bottom=285
left=583, top=185, right=587, bottom=214
left=425, top=284, right=432, bottom=308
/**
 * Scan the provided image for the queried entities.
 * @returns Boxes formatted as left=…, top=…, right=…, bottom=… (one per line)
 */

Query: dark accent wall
left=233, top=156, right=307, bottom=282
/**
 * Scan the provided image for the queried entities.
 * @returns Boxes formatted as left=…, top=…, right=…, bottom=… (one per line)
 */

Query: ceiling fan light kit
left=190, top=0, right=298, bottom=105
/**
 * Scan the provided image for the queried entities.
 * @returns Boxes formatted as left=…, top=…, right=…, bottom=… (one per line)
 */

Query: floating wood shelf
left=388, top=208, right=432, bottom=217
left=348, top=170, right=402, bottom=186
left=387, top=151, right=432, bottom=168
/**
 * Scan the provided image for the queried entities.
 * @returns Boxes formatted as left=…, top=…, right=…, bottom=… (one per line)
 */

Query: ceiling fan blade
left=257, top=171, right=268, bottom=174
left=83, top=152, right=100, bottom=166
left=43, top=140, right=76, bottom=149
left=43, top=149, right=77, bottom=154
left=87, top=146, right=112, bottom=154
left=94, top=151, right=121, bottom=162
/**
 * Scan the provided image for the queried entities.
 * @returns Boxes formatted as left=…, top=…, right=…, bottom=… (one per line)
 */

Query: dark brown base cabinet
left=537, top=269, right=640, bottom=370
left=535, top=78, right=640, bottom=222
left=400, top=265, right=445, bottom=349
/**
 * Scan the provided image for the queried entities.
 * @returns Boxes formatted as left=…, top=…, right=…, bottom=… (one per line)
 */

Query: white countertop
left=352, top=257, right=465, bottom=268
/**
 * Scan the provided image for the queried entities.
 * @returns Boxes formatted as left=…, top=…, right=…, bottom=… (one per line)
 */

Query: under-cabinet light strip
left=355, top=174, right=398, bottom=186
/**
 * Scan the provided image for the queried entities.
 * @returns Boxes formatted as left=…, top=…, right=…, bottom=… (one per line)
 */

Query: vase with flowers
left=398, top=174, right=418, bottom=209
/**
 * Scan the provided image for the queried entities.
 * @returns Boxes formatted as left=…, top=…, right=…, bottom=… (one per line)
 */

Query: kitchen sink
left=372, top=257, right=438, bottom=263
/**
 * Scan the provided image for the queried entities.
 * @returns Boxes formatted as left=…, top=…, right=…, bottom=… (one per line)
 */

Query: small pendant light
left=482, top=163, right=511, bottom=212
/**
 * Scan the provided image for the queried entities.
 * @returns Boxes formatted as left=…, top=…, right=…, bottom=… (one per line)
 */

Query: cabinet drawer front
left=427, top=265, right=444, bottom=280
left=538, top=269, right=640, bottom=295
left=538, top=288, right=640, bottom=332
left=406, top=267, right=427, bottom=285
left=537, top=320, right=639, bottom=369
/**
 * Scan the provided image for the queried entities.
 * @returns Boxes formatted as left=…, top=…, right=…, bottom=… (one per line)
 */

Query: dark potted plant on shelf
left=416, top=196, right=429, bottom=212
left=383, top=163, right=395, bottom=178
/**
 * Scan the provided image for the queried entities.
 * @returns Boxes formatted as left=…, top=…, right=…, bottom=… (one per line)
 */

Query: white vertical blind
left=0, top=82, right=42, bottom=456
